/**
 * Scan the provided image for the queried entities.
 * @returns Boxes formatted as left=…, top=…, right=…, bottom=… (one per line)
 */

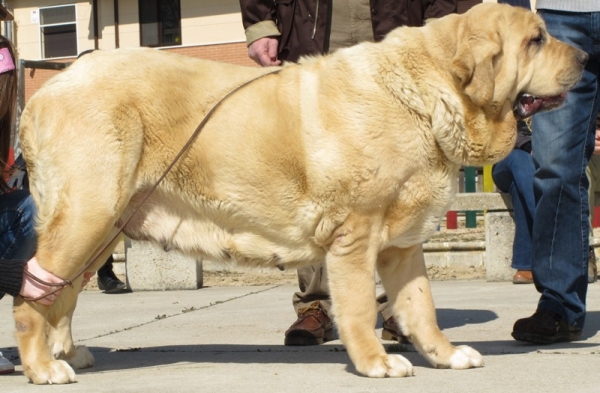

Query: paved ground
left=1, top=281, right=599, bottom=393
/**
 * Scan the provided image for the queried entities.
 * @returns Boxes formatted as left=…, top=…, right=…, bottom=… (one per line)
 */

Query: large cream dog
left=14, top=3, right=586, bottom=384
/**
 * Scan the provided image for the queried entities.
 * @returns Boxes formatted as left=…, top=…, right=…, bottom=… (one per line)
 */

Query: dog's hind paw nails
left=448, top=345, right=484, bottom=369
left=28, top=360, right=76, bottom=385
left=65, top=345, right=95, bottom=369
left=362, top=354, right=414, bottom=378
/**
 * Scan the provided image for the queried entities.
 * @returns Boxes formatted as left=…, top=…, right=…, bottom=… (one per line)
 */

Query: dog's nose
left=577, top=49, right=589, bottom=66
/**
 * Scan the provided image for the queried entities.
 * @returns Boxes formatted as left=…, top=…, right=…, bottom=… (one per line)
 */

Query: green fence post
left=464, top=166, right=477, bottom=228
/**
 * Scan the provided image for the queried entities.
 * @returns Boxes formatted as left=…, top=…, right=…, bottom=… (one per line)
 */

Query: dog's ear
left=452, top=35, right=501, bottom=107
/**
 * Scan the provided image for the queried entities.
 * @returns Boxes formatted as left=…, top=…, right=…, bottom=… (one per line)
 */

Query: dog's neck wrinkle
left=427, top=84, right=471, bottom=166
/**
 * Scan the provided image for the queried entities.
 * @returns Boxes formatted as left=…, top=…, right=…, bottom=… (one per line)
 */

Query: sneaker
left=97, top=256, right=128, bottom=294
left=0, top=352, right=15, bottom=375
left=97, top=274, right=127, bottom=293
left=512, top=309, right=582, bottom=344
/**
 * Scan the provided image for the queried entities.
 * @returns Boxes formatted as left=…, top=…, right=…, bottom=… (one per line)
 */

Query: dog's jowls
left=15, top=3, right=586, bottom=384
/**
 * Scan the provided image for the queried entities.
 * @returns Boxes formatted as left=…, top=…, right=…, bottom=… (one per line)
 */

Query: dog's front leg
left=326, top=218, right=414, bottom=378
left=13, top=297, right=76, bottom=384
left=377, top=245, right=483, bottom=370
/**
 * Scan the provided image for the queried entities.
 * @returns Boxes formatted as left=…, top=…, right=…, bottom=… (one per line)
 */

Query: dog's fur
left=14, top=3, right=586, bottom=384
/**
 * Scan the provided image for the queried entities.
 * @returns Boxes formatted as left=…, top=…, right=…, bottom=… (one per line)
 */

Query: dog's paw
left=360, top=354, right=414, bottom=378
left=27, top=359, right=76, bottom=385
left=446, top=345, right=484, bottom=370
left=52, top=342, right=95, bottom=369
left=65, top=345, right=95, bottom=369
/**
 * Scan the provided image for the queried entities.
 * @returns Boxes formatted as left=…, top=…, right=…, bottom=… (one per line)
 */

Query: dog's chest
left=384, top=168, right=456, bottom=247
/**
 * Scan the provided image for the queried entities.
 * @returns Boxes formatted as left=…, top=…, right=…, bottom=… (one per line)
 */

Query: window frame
left=38, top=4, right=78, bottom=59
left=138, top=0, right=182, bottom=48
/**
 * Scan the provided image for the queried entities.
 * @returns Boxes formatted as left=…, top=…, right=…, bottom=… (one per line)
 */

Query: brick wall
left=168, top=42, right=255, bottom=66
left=22, top=42, right=256, bottom=103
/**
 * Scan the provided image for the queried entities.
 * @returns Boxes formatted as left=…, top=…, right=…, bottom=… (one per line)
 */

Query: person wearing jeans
left=0, top=190, right=37, bottom=375
left=512, top=2, right=600, bottom=343
left=492, top=122, right=536, bottom=284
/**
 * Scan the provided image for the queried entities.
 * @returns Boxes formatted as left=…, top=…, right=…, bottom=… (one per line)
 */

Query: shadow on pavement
left=4, top=311, right=598, bottom=377
left=436, top=308, right=498, bottom=330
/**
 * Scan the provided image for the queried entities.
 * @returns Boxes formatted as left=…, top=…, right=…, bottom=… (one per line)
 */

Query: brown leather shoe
left=284, top=301, right=334, bottom=346
left=381, top=317, right=410, bottom=344
left=512, top=270, right=533, bottom=284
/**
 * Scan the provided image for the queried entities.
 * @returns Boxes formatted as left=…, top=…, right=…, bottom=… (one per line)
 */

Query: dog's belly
left=120, top=151, right=458, bottom=268
left=121, top=197, right=326, bottom=270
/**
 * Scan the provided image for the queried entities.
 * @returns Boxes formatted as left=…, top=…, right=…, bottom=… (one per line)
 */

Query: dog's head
left=407, top=3, right=588, bottom=166
left=451, top=3, right=586, bottom=118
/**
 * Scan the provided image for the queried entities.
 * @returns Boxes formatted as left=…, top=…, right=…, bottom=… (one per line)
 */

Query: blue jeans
left=492, top=149, right=535, bottom=271
left=0, top=189, right=36, bottom=300
left=0, top=189, right=37, bottom=260
left=530, top=9, right=600, bottom=329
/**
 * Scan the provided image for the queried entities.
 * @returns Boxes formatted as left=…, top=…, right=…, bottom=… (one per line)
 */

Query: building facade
left=1, top=0, right=257, bottom=102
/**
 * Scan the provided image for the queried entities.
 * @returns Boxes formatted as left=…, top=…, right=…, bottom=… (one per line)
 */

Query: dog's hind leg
left=14, top=174, right=134, bottom=382
left=48, top=296, right=94, bottom=370
left=16, top=219, right=126, bottom=384
left=377, top=245, right=484, bottom=370
left=49, top=229, right=123, bottom=369
left=14, top=231, right=126, bottom=383
left=325, top=216, right=414, bottom=378
left=13, top=296, right=77, bottom=384
left=15, top=76, right=144, bottom=383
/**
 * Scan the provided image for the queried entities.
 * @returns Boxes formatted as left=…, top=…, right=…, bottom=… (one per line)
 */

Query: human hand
left=594, top=128, right=600, bottom=155
left=248, top=37, right=281, bottom=67
left=81, top=272, right=95, bottom=289
left=20, top=256, right=65, bottom=306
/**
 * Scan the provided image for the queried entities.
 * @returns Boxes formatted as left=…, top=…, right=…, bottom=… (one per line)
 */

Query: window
left=39, top=5, right=77, bottom=59
left=139, top=0, right=181, bottom=47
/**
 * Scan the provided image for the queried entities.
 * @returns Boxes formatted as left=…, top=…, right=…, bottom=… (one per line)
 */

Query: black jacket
left=240, top=0, right=458, bottom=62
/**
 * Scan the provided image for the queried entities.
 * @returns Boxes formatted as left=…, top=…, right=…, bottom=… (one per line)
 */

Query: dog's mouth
left=513, top=93, right=567, bottom=119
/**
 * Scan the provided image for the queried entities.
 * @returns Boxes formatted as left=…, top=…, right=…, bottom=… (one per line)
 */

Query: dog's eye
left=530, top=34, right=544, bottom=46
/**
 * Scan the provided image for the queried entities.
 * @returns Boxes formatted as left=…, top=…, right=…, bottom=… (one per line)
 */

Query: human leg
left=97, top=255, right=127, bottom=293
left=586, top=156, right=599, bottom=283
left=512, top=10, right=600, bottom=342
left=291, top=264, right=331, bottom=314
left=492, top=150, right=535, bottom=272
left=0, top=189, right=36, bottom=261
left=377, top=294, right=410, bottom=343
left=0, top=190, right=37, bottom=298
left=285, top=264, right=334, bottom=345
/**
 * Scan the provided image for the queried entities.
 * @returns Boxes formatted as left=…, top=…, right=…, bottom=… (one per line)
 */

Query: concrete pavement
left=1, top=281, right=599, bottom=393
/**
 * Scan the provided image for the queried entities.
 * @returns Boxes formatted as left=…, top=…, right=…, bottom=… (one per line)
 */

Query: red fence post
left=593, top=206, right=600, bottom=228
left=446, top=211, right=458, bottom=230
